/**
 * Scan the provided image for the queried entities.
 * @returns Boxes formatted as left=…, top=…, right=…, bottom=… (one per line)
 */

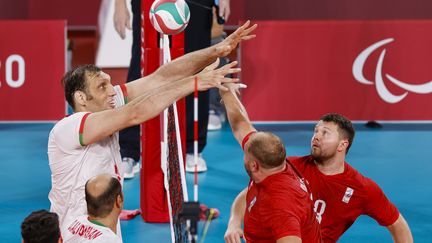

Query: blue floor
left=1, top=122, right=431, bottom=242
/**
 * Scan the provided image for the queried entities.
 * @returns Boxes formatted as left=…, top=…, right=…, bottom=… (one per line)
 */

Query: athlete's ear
left=74, top=91, right=87, bottom=107
left=252, top=160, right=259, bottom=172
left=338, top=139, right=349, bottom=153
left=116, top=193, right=124, bottom=209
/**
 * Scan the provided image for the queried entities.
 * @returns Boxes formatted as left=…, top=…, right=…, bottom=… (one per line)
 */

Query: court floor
left=0, top=122, right=431, bottom=242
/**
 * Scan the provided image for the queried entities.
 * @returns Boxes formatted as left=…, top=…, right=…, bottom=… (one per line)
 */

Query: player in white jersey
left=63, top=174, right=123, bottom=243
left=47, top=21, right=257, bottom=234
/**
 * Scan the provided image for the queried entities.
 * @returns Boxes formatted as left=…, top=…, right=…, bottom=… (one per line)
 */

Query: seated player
left=63, top=174, right=123, bottom=243
left=221, top=84, right=321, bottom=243
left=225, top=111, right=413, bottom=242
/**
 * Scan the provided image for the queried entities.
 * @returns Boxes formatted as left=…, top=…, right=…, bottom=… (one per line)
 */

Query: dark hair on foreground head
left=85, top=176, right=122, bottom=218
left=247, top=132, right=286, bottom=169
left=62, top=64, right=101, bottom=110
left=320, top=113, right=355, bottom=153
left=21, top=209, right=60, bottom=243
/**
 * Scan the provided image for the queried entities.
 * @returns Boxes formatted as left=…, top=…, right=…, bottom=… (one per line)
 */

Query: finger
left=224, top=235, right=229, bottom=243
left=224, top=8, right=230, bottom=21
left=225, top=234, right=235, bottom=243
left=219, top=6, right=225, bottom=20
left=219, top=61, right=238, bottom=71
left=238, top=83, right=247, bottom=89
left=234, top=233, right=241, bottom=243
left=226, top=60, right=239, bottom=67
left=223, top=68, right=241, bottom=76
left=127, top=19, right=132, bottom=30
left=243, top=23, right=258, bottom=35
left=205, top=58, right=220, bottom=71
left=225, top=235, right=234, bottom=243
left=120, top=28, right=126, bottom=39
left=223, top=77, right=240, bottom=83
left=115, top=23, right=126, bottom=39
left=212, top=58, right=221, bottom=69
left=241, top=20, right=251, bottom=30
left=229, top=20, right=249, bottom=39
left=218, top=84, right=229, bottom=91
left=241, top=35, right=256, bottom=41
left=114, top=22, right=120, bottom=36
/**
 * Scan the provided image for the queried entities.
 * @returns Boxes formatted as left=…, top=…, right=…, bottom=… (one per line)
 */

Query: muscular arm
left=125, top=21, right=257, bottom=101
left=220, top=86, right=255, bottom=145
left=225, top=188, right=247, bottom=243
left=125, top=49, right=219, bottom=100
left=386, top=214, right=413, bottom=243
left=81, top=62, right=240, bottom=145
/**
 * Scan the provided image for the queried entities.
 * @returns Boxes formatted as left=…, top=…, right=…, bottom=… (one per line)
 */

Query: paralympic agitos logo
left=352, top=38, right=432, bottom=103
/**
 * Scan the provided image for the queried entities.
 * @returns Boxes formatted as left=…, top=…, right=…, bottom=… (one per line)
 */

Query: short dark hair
left=85, top=176, right=122, bottom=218
left=320, top=113, right=355, bottom=153
left=61, top=64, right=101, bottom=110
left=21, top=210, right=60, bottom=243
left=248, top=132, right=286, bottom=169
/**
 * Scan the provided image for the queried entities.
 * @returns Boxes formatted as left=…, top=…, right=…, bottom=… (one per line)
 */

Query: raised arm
left=125, top=21, right=257, bottom=101
left=225, top=188, right=247, bottom=243
left=387, top=214, right=413, bottom=243
left=220, top=84, right=256, bottom=145
left=81, top=61, right=240, bottom=145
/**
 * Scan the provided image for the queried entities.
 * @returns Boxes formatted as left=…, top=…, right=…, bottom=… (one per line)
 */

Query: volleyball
left=150, top=0, right=190, bottom=35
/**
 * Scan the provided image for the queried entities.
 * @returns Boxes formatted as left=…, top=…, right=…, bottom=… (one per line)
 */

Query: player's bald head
left=86, top=173, right=112, bottom=197
left=247, top=132, right=286, bottom=168
left=85, top=173, right=122, bottom=217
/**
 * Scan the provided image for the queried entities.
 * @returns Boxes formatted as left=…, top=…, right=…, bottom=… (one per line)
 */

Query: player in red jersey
left=220, top=85, right=321, bottom=243
left=225, top=113, right=413, bottom=243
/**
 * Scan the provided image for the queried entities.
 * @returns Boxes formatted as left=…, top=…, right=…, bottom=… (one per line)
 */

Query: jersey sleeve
left=363, top=178, right=400, bottom=226
left=113, top=84, right=127, bottom=108
left=260, top=189, right=303, bottom=240
left=50, top=112, right=91, bottom=152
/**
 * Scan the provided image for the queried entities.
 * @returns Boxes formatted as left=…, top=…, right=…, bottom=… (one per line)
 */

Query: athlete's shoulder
left=343, top=162, right=381, bottom=190
left=52, top=112, right=89, bottom=131
left=264, top=166, right=309, bottom=200
left=288, top=155, right=314, bottom=171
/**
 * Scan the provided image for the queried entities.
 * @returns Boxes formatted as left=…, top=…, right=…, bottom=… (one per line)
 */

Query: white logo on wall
left=352, top=38, right=432, bottom=103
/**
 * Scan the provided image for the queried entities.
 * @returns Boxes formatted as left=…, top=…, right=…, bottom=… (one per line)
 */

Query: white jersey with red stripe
left=63, top=215, right=122, bottom=243
left=48, top=85, right=126, bottom=234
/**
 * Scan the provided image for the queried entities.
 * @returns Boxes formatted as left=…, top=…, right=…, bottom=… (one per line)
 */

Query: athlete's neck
left=88, top=215, right=118, bottom=234
left=314, top=157, right=345, bottom=175
left=254, top=163, right=286, bottom=183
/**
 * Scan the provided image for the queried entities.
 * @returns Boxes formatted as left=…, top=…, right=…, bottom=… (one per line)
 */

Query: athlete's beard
left=311, top=147, right=335, bottom=163
left=311, top=148, right=323, bottom=162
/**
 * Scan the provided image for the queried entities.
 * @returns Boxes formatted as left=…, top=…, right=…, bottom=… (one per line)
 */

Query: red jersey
left=289, top=155, right=399, bottom=243
left=244, top=161, right=321, bottom=243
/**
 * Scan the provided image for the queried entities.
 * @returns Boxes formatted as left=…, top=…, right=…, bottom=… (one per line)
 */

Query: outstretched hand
left=222, top=82, right=247, bottom=96
left=196, top=59, right=241, bottom=91
left=215, top=20, right=257, bottom=57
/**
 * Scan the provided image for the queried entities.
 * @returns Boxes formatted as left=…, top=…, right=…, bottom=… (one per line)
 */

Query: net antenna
left=160, top=34, right=200, bottom=243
